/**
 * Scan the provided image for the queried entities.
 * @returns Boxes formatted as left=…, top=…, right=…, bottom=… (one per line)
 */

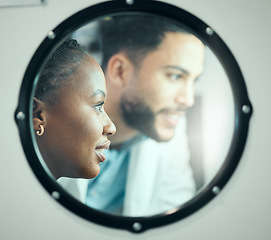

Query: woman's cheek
left=88, top=114, right=104, bottom=139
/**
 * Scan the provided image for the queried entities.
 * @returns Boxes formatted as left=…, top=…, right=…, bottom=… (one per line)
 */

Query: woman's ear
left=105, top=53, right=135, bottom=88
left=33, top=97, right=46, bottom=132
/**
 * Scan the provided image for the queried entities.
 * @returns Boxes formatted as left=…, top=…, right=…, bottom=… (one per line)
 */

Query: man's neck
left=109, top=123, right=138, bottom=145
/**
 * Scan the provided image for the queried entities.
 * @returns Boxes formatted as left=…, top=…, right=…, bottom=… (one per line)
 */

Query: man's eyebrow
left=90, top=89, right=106, bottom=98
left=163, top=65, right=190, bottom=75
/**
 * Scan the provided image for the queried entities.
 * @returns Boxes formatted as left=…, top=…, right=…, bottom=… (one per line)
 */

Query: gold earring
left=36, top=125, right=44, bottom=136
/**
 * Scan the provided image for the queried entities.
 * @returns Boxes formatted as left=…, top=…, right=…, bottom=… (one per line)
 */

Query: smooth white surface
left=1, top=0, right=271, bottom=239
left=0, top=0, right=43, bottom=7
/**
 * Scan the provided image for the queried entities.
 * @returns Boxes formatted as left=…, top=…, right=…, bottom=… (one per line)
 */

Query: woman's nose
left=103, top=113, right=116, bottom=136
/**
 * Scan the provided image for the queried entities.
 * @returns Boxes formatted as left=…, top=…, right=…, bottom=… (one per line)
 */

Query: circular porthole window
left=15, top=0, right=253, bottom=233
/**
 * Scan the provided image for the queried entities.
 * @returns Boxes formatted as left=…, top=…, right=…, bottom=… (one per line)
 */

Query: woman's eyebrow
left=90, top=89, right=106, bottom=98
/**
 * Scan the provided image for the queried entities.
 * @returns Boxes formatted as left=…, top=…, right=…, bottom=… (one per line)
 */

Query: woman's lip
left=95, top=140, right=111, bottom=150
left=95, top=150, right=106, bottom=162
left=95, top=141, right=111, bottom=163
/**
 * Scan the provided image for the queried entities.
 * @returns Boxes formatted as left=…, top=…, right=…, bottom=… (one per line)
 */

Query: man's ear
left=105, top=53, right=135, bottom=88
left=33, top=97, right=47, bottom=132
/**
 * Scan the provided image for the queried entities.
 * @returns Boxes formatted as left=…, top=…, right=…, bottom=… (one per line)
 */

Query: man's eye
left=167, top=73, right=183, bottom=81
left=94, top=102, right=104, bottom=113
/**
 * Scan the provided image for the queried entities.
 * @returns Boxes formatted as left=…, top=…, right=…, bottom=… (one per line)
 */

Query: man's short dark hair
left=99, top=14, right=189, bottom=71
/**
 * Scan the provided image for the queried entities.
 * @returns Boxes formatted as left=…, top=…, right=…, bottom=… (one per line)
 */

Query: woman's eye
left=94, top=102, right=104, bottom=113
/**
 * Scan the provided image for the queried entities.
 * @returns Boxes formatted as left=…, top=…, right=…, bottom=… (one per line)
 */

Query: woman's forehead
left=67, top=56, right=106, bottom=93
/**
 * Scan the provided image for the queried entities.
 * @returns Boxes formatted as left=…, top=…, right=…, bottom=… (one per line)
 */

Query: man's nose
left=175, top=82, right=195, bottom=108
left=103, top=114, right=116, bottom=136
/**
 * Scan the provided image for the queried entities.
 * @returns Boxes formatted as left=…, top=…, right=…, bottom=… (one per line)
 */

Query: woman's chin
left=83, top=165, right=100, bottom=179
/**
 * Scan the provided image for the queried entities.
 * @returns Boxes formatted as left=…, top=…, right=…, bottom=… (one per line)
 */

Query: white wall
left=1, top=0, right=271, bottom=239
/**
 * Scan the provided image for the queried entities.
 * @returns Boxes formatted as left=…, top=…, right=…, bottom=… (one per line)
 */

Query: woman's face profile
left=34, top=55, right=116, bottom=179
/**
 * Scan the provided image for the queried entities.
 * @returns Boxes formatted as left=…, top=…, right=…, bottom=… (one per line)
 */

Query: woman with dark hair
left=33, top=38, right=116, bottom=180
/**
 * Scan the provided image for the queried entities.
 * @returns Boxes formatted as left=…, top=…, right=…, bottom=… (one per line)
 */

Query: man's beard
left=120, top=93, right=164, bottom=142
